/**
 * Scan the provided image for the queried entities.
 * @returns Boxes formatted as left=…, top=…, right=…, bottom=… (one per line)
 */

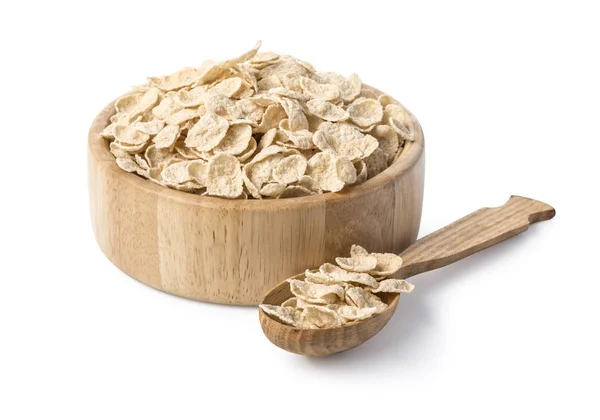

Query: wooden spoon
left=259, top=195, right=555, bottom=356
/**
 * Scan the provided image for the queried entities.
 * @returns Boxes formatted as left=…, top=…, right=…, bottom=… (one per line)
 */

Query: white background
left=1, top=1, right=598, bottom=419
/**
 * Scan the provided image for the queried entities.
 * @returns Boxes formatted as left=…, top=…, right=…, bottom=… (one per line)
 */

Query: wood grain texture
left=397, top=195, right=556, bottom=278
left=259, top=196, right=555, bottom=356
left=88, top=91, right=425, bottom=305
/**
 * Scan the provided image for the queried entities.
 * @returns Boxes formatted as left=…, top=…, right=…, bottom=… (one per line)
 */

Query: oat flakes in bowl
left=100, top=42, right=415, bottom=199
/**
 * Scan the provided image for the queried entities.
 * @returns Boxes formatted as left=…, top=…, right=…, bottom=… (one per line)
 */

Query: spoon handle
left=397, top=196, right=555, bottom=278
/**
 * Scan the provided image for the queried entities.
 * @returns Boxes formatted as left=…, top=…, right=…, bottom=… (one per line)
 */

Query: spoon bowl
left=259, top=196, right=556, bottom=356
left=259, top=274, right=400, bottom=356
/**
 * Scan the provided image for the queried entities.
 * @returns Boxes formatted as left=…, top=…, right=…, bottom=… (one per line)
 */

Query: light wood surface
left=259, top=196, right=556, bottom=356
left=88, top=91, right=425, bottom=305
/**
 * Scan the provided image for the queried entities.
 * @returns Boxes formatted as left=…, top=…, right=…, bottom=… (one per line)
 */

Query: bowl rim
left=88, top=90, right=424, bottom=211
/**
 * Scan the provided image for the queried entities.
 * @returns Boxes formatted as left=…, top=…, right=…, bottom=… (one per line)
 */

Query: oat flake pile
left=260, top=245, right=414, bottom=329
left=101, top=42, right=416, bottom=199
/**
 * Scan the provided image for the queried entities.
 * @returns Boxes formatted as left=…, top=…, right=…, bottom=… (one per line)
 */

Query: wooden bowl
left=88, top=95, right=425, bottom=305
